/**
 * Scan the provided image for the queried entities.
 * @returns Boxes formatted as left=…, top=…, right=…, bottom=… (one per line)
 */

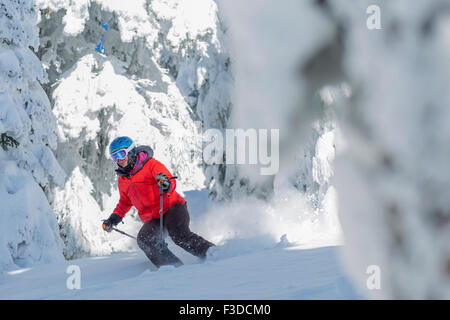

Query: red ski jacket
left=113, top=146, right=186, bottom=223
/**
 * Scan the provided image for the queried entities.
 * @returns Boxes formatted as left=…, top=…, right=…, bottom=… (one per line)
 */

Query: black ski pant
left=136, top=202, right=215, bottom=268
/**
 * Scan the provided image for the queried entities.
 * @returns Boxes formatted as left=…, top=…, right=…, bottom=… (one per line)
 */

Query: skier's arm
left=113, top=185, right=133, bottom=218
left=152, top=160, right=176, bottom=193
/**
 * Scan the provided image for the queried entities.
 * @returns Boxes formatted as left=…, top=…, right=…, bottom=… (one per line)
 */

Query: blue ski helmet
left=109, top=136, right=136, bottom=161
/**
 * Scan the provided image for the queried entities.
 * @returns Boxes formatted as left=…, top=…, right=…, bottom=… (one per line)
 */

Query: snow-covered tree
left=150, top=0, right=233, bottom=202
left=0, top=0, right=65, bottom=273
left=327, top=0, right=450, bottom=299
left=218, top=0, right=450, bottom=299
left=216, top=0, right=340, bottom=217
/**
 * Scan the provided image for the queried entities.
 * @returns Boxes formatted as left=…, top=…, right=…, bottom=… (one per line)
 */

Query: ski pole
left=111, top=227, right=137, bottom=240
left=102, top=223, right=137, bottom=240
left=157, top=176, right=178, bottom=246
left=159, top=183, right=164, bottom=243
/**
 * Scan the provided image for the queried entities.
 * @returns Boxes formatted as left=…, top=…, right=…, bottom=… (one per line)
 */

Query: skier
left=102, top=136, right=215, bottom=268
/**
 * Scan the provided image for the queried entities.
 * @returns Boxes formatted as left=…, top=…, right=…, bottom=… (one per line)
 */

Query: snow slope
left=0, top=190, right=359, bottom=300
left=0, top=243, right=359, bottom=300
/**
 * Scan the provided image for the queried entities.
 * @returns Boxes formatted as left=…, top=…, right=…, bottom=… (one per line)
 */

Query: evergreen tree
left=0, top=0, right=65, bottom=272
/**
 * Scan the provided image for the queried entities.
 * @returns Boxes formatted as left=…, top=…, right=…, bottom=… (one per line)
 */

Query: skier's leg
left=137, top=219, right=183, bottom=268
left=165, top=202, right=215, bottom=258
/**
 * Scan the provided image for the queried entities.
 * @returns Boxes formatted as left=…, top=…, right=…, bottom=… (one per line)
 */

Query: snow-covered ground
left=0, top=244, right=358, bottom=300
left=0, top=190, right=360, bottom=300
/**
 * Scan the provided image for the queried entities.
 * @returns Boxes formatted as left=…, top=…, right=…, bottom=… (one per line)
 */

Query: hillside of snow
left=1, top=245, right=360, bottom=300
left=0, top=190, right=360, bottom=300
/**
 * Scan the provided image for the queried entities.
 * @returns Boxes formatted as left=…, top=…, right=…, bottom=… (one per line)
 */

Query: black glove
left=102, top=213, right=123, bottom=232
left=156, top=173, right=171, bottom=193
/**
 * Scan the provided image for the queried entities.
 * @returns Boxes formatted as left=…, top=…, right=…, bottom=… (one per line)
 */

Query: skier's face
left=117, top=155, right=128, bottom=167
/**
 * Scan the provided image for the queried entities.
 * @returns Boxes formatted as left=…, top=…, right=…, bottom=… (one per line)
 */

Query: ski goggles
left=110, top=143, right=135, bottom=162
